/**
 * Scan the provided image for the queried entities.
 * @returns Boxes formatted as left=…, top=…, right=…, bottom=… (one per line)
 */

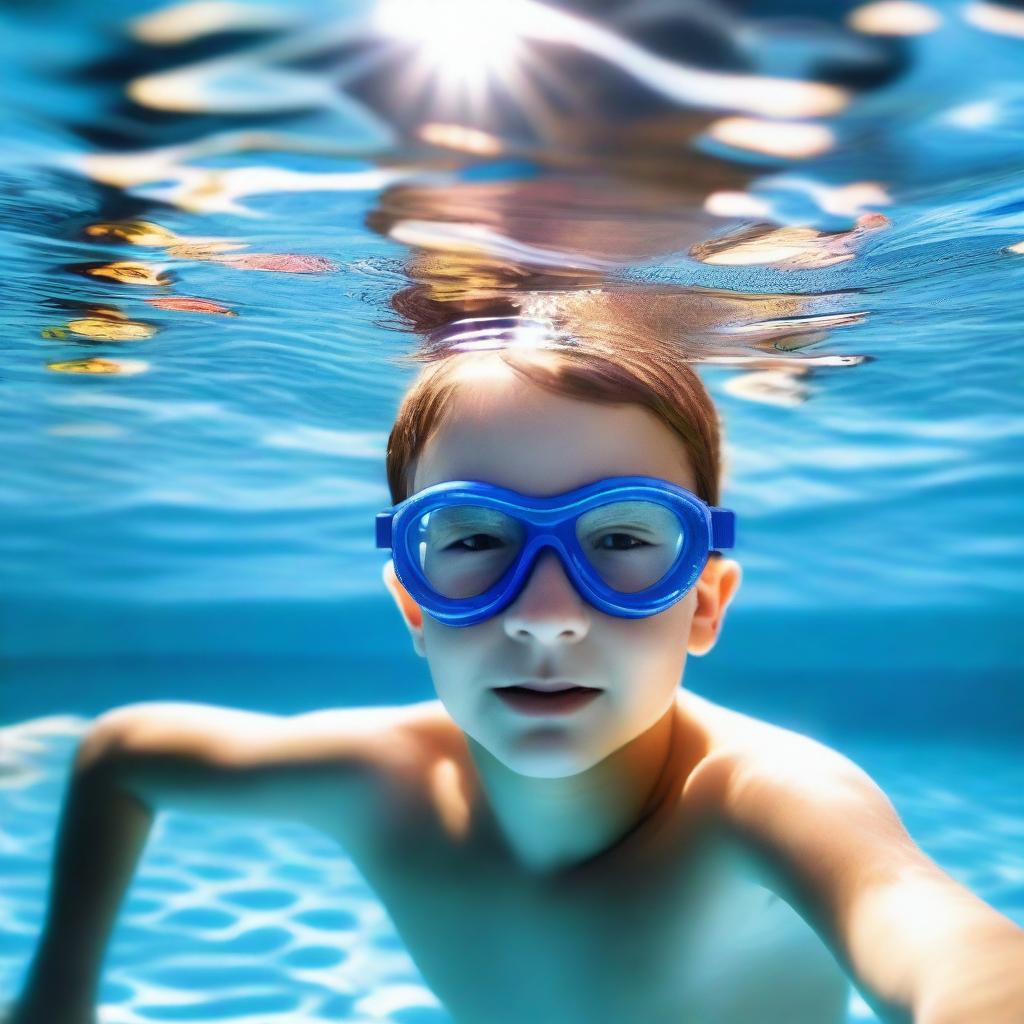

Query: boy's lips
left=497, top=680, right=600, bottom=693
left=493, top=684, right=603, bottom=715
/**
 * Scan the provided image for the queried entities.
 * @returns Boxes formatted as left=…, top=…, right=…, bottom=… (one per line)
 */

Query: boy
left=12, top=321, right=1024, bottom=1024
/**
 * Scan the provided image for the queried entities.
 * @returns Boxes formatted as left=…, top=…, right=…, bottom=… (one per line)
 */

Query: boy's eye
left=593, top=533, right=651, bottom=551
left=445, top=533, right=506, bottom=552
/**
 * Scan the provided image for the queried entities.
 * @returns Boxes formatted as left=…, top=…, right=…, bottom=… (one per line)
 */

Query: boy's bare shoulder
left=673, top=691, right=890, bottom=835
left=291, top=698, right=469, bottom=794
left=679, top=693, right=914, bottom=891
left=679, top=689, right=859, bottom=774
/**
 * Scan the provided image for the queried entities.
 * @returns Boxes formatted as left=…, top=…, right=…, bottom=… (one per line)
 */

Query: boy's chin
left=485, top=735, right=614, bottom=779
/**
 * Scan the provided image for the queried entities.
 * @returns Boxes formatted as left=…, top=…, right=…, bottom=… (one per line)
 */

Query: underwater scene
left=1, top=0, right=1023, bottom=1022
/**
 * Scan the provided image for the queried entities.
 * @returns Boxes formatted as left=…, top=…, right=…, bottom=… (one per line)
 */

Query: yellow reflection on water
left=83, top=220, right=246, bottom=259
left=847, top=1, right=943, bottom=35
left=691, top=214, right=889, bottom=270
left=705, top=182, right=891, bottom=222
left=964, top=1, right=1024, bottom=38
left=46, top=358, right=150, bottom=376
left=129, top=1, right=298, bottom=46
left=164, top=241, right=248, bottom=258
left=704, top=191, right=774, bottom=220
left=419, top=123, right=505, bottom=156
left=85, top=262, right=170, bottom=287
left=706, top=118, right=836, bottom=160
left=84, top=221, right=180, bottom=246
left=66, top=318, right=156, bottom=341
left=83, top=218, right=334, bottom=276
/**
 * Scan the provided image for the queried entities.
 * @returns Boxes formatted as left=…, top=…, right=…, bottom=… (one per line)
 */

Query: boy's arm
left=703, top=732, right=1024, bottom=1024
left=12, top=701, right=401, bottom=1024
left=11, top=749, right=153, bottom=1024
left=69, top=701, right=401, bottom=833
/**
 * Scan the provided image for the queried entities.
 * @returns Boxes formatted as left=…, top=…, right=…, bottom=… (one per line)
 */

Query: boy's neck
left=465, top=694, right=707, bottom=875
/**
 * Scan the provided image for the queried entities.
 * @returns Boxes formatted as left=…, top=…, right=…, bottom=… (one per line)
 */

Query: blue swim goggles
left=376, top=476, right=735, bottom=627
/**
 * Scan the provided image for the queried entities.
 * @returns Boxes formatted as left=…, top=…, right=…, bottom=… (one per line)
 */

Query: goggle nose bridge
left=488, top=529, right=604, bottom=617
left=511, top=530, right=581, bottom=584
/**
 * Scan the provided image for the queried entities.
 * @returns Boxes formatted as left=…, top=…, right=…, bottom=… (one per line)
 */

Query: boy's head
left=382, top=323, right=741, bottom=780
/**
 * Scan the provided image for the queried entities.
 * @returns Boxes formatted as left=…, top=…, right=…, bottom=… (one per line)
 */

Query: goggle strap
left=710, top=507, right=736, bottom=550
left=376, top=512, right=393, bottom=549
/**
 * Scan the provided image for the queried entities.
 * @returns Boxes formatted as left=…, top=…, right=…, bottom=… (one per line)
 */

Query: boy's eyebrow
left=431, top=506, right=514, bottom=527
left=577, top=502, right=674, bottom=531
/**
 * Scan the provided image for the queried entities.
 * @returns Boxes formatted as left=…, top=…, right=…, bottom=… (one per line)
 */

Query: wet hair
left=384, top=304, right=727, bottom=514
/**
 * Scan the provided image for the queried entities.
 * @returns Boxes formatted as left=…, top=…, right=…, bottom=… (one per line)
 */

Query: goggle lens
left=416, top=505, right=524, bottom=599
left=414, top=500, right=685, bottom=599
left=575, top=500, right=685, bottom=593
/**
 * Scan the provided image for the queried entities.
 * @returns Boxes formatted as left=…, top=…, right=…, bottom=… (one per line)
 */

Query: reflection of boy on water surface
left=368, top=173, right=878, bottom=407
left=13, top=178, right=1024, bottom=1024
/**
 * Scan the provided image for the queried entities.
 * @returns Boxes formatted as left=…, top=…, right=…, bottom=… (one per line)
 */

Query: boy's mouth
left=500, top=681, right=597, bottom=693
left=493, top=683, right=602, bottom=715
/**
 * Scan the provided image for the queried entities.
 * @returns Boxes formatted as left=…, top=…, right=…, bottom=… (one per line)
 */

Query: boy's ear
left=382, top=560, right=427, bottom=658
left=687, top=557, right=742, bottom=657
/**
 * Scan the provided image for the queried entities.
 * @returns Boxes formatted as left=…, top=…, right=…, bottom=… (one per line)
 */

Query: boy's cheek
left=601, top=596, right=695, bottom=649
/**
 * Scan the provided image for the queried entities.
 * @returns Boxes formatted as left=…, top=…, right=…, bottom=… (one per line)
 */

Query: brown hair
left=384, top=302, right=727, bottom=513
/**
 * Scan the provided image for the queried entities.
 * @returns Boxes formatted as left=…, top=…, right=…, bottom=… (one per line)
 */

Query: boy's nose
left=502, top=548, right=590, bottom=645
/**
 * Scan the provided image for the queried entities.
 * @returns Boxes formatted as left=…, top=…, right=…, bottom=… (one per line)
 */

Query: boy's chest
left=340, top=812, right=847, bottom=1024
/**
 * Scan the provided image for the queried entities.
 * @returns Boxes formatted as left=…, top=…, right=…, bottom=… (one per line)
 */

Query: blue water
left=1, top=0, right=1023, bottom=1021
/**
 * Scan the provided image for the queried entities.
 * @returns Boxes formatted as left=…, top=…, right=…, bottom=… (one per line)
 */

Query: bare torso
left=326, top=692, right=852, bottom=1024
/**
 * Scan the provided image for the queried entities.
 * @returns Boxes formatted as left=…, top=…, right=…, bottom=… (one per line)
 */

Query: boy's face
left=384, top=357, right=741, bottom=779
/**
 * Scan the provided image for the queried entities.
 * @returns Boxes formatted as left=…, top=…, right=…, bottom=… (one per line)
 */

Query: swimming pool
left=1, top=1, right=1022, bottom=1021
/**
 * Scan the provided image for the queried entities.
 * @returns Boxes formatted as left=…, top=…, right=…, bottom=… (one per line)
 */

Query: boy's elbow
left=71, top=703, right=201, bottom=809
left=73, top=705, right=141, bottom=774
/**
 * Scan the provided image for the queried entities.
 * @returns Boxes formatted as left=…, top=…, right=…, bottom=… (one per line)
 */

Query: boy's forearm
left=911, top=921, right=1024, bottom=1024
left=14, top=756, right=154, bottom=1021
left=848, top=868, right=1024, bottom=1024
